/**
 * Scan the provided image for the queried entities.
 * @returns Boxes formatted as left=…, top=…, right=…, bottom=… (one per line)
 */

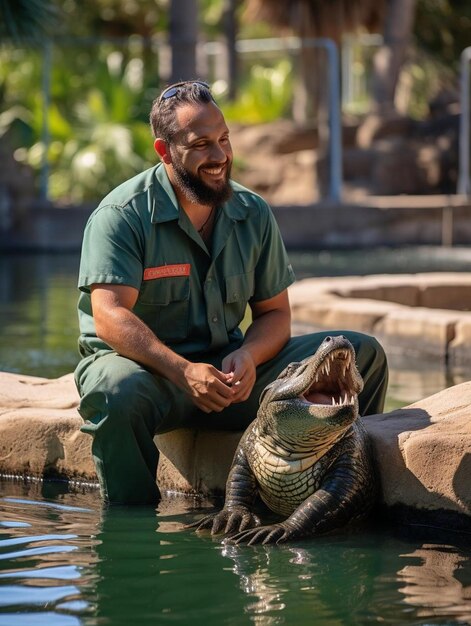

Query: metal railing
left=458, top=46, right=471, bottom=196
left=35, top=36, right=342, bottom=203
left=210, top=37, right=342, bottom=202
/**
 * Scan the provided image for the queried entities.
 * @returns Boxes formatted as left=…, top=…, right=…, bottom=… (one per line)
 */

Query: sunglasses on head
left=158, top=80, right=211, bottom=104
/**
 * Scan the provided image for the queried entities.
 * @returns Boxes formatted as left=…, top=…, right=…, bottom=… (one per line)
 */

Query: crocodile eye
left=277, top=361, right=301, bottom=379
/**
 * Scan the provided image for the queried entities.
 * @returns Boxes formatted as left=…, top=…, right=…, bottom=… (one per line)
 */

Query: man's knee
left=77, top=356, right=162, bottom=433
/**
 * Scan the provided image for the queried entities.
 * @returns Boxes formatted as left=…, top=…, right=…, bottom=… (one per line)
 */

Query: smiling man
left=74, top=80, right=388, bottom=505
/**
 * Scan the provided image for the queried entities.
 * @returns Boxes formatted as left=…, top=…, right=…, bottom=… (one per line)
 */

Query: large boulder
left=0, top=370, right=470, bottom=528
left=0, top=372, right=95, bottom=480
left=363, top=382, right=471, bottom=520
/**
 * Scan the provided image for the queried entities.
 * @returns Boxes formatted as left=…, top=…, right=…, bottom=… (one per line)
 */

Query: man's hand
left=181, top=362, right=235, bottom=413
left=221, top=348, right=256, bottom=403
left=91, top=285, right=234, bottom=414
left=218, top=290, right=291, bottom=405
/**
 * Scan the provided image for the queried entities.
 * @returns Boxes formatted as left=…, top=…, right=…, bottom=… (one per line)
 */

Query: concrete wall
left=1, top=195, right=471, bottom=252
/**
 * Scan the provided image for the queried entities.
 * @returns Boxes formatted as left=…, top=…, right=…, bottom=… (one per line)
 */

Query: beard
left=170, top=149, right=233, bottom=207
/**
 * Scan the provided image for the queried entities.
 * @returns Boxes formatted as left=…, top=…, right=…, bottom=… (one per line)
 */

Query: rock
left=226, top=111, right=459, bottom=202
left=363, top=381, right=471, bottom=518
left=289, top=273, right=471, bottom=361
left=371, top=138, right=443, bottom=195
left=0, top=364, right=470, bottom=527
left=0, top=372, right=95, bottom=481
left=156, top=429, right=241, bottom=496
left=356, top=112, right=416, bottom=149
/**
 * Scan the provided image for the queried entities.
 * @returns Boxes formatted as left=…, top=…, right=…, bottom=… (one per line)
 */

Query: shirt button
left=212, top=315, right=218, bottom=323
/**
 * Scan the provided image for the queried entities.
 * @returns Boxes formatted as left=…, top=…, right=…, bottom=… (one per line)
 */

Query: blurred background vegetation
left=0, top=0, right=470, bottom=203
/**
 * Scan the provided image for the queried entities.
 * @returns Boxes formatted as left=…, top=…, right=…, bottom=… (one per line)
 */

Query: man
left=75, top=80, right=388, bottom=505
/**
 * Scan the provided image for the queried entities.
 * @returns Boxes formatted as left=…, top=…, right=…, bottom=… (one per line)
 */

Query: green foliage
left=399, top=50, right=457, bottom=119
left=2, top=0, right=469, bottom=204
left=219, top=58, right=293, bottom=124
left=0, top=0, right=58, bottom=43
left=0, top=42, right=158, bottom=202
left=415, top=0, right=471, bottom=69
left=53, top=0, right=168, bottom=38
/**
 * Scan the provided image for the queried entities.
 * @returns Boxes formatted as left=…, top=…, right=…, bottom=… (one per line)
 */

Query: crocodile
left=190, top=335, right=378, bottom=544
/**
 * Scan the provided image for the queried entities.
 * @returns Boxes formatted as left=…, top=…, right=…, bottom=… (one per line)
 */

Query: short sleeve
left=251, top=203, right=296, bottom=302
left=78, top=204, right=144, bottom=293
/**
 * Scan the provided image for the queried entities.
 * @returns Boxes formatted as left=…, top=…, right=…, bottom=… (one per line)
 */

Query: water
left=2, top=249, right=471, bottom=625
left=0, top=253, right=80, bottom=379
left=1, top=478, right=471, bottom=626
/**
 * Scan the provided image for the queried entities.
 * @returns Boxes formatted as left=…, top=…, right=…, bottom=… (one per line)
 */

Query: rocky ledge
left=289, top=272, right=471, bottom=365
left=0, top=370, right=470, bottom=532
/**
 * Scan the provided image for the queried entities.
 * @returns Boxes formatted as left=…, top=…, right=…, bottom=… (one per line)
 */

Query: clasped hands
left=181, top=348, right=256, bottom=413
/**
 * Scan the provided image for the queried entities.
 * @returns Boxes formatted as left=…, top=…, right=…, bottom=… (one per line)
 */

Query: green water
left=1, top=478, right=471, bottom=626
left=2, top=249, right=471, bottom=625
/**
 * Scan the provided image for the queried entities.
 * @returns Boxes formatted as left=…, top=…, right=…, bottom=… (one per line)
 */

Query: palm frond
left=0, top=0, right=59, bottom=43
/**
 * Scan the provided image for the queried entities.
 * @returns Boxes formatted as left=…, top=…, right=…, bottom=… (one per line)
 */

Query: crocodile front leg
left=188, top=444, right=261, bottom=536
left=229, top=431, right=377, bottom=545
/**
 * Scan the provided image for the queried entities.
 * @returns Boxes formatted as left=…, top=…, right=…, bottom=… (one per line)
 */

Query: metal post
left=232, top=37, right=342, bottom=202
left=321, top=38, right=342, bottom=203
left=441, top=206, right=453, bottom=247
left=458, top=47, right=471, bottom=196
left=341, top=36, right=354, bottom=109
left=40, top=39, right=52, bottom=201
left=169, top=0, right=198, bottom=82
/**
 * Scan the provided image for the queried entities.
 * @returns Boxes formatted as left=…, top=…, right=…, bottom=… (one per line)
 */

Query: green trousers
left=74, top=331, right=388, bottom=504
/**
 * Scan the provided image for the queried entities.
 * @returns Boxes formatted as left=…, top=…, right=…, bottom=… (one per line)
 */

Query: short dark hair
left=149, top=80, right=216, bottom=143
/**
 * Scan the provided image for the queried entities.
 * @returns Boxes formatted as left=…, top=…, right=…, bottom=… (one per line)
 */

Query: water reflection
left=2, top=478, right=471, bottom=625
left=385, top=352, right=461, bottom=411
left=0, top=481, right=101, bottom=625
left=0, top=254, right=81, bottom=378
left=220, top=532, right=471, bottom=625
left=220, top=534, right=385, bottom=625
left=398, top=544, right=471, bottom=622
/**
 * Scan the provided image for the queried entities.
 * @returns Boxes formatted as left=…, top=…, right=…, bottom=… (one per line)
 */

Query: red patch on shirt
left=143, top=264, right=191, bottom=281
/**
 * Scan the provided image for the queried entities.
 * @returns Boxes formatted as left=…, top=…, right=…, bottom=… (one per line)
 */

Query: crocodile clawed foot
left=227, top=522, right=296, bottom=545
left=186, top=507, right=261, bottom=536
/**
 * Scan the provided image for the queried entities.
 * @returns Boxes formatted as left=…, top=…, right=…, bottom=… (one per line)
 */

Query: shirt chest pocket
left=224, top=271, right=254, bottom=331
left=138, top=276, right=190, bottom=341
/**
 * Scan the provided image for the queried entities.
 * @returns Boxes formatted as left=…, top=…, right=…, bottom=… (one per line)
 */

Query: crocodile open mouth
left=301, top=348, right=358, bottom=407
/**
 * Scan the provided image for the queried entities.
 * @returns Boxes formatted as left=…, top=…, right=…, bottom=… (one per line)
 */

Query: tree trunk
left=222, top=0, right=239, bottom=100
left=292, top=42, right=331, bottom=198
left=372, top=0, right=416, bottom=113
left=169, top=0, right=198, bottom=83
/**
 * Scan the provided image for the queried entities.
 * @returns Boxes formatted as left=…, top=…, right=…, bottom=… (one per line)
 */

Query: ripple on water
left=1, top=479, right=471, bottom=626
left=0, top=483, right=101, bottom=625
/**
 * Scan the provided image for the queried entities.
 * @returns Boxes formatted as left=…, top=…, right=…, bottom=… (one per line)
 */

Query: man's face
left=168, top=101, right=233, bottom=207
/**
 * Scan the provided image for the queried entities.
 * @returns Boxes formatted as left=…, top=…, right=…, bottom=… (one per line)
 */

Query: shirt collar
left=150, top=163, right=180, bottom=223
left=150, top=163, right=249, bottom=224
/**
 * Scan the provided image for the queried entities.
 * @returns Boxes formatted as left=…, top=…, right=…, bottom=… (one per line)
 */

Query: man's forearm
left=95, top=305, right=188, bottom=386
left=241, top=308, right=291, bottom=367
left=90, top=284, right=235, bottom=412
left=94, top=304, right=235, bottom=412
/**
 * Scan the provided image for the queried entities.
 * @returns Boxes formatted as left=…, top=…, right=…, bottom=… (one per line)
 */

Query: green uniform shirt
left=77, top=163, right=295, bottom=357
